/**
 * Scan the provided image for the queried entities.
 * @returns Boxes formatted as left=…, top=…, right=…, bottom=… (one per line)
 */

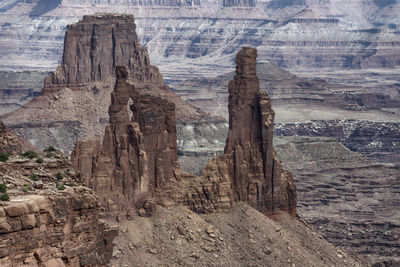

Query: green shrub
left=67, top=182, right=75, bottom=187
left=22, top=150, right=38, bottom=159
left=30, top=173, right=39, bottom=181
left=22, top=186, right=28, bottom=193
left=45, top=152, right=54, bottom=158
left=0, top=184, right=7, bottom=193
left=0, top=153, right=9, bottom=162
left=36, top=157, right=44, bottom=164
left=57, top=183, right=65, bottom=190
left=44, top=146, right=56, bottom=152
left=56, top=172, right=63, bottom=180
left=0, top=193, right=9, bottom=201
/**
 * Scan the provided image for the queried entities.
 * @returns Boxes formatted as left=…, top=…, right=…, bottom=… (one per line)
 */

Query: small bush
left=57, top=183, right=65, bottom=191
left=56, top=172, right=63, bottom=180
left=0, top=184, right=7, bottom=193
left=44, top=146, right=56, bottom=152
left=22, top=186, right=28, bottom=193
left=22, top=151, right=38, bottom=159
left=30, top=173, right=39, bottom=181
left=67, top=182, right=75, bottom=187
left=45, top=152, right=54, bottom=158
left=0, top=153, right=9, bottom=162
left=36, top=157, right=44, bottom=164
left=0, top=193, right=9, bottom=201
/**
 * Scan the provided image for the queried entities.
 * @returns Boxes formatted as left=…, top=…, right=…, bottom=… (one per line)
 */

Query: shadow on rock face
left=30, top=0, right=62, bottom=17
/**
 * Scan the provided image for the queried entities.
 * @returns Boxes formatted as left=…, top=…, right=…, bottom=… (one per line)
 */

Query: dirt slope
left=109, top=203, right=364, bottom=267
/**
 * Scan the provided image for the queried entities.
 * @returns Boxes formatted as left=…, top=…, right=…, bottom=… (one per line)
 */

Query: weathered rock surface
left=72, top=48, right=295, bottom=218
left=0, top=150, right=117, bottom=266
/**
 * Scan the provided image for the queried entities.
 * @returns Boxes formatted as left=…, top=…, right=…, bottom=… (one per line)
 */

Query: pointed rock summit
left=72, top=47, right=296, bottom=218
left=204, top=47, right=296, bottom=215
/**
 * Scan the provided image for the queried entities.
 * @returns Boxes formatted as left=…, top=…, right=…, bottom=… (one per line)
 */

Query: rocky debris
left=0, top=150, right=117, bottom=266
left=0, top=117, right=37, bottom=155
left=203, top=48, right=296, bottom=215
left=109, top=203, right=364, bottom=267
left=72, top=48, right=296, bottom=219
left=3, top=13, right=215, bottom=153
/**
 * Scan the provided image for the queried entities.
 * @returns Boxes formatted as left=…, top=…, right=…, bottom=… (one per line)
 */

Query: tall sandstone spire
left=204, top=47, right=296, bottom=215
left=72, top=47, right=296, bottom=218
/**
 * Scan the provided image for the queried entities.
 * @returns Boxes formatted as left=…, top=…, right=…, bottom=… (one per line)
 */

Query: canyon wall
left=1, top=0, right=400, bottom=82
left=0, top=140, right=117, bottom=266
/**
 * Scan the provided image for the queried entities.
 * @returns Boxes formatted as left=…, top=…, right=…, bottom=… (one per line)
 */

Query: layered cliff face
left=0, top=71, right=46, bottom=115
left=1, top=0, right=400, bottom=83
left=72, top=48, right=296, bottom=218
left=274, top=136, right=400, bottom=263
left=0, top=147, right=117, bottom=266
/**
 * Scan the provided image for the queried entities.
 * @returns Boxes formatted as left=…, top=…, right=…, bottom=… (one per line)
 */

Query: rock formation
left=44, top=13, right=163, bottom=91
left=203, top=48, right=296, bottom=215
left=72, top=66, right=180, bottom=215
left=72, top=48, right=296, bottom=218
left=0, top=147, right=117, bottom=266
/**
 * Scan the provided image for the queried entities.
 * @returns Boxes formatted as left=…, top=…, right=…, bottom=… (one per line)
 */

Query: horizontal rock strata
left=0, top=151, right=117, bottom=266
